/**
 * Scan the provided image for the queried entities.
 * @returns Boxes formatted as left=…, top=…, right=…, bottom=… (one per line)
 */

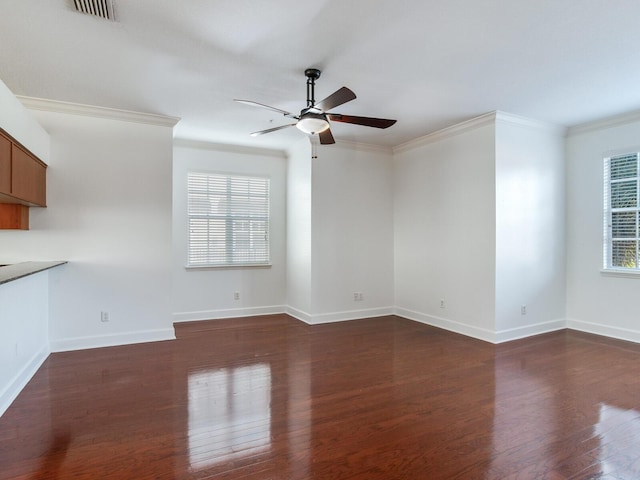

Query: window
left=604, top=152, right=639, bottom=271
left=187, top=172, right=270, bottom=267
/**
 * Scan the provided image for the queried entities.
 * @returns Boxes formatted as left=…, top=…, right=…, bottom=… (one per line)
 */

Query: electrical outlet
left=440, top=299, right=445, bottom=308
left=353, top=292, right=364, bottom=301
left=234, top=291, right=240, bottom=300
left=100, top=311, right=110, bottom=323
left=521, top=305, right=527, bottom=315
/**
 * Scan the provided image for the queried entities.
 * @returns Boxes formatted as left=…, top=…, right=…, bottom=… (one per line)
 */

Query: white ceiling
left=2, top=0, right=640, bottom=150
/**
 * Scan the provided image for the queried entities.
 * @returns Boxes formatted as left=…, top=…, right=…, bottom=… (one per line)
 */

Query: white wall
left=566, top=116, right=640, bottom=342
left=285, top=138, right=313, bottom=318
left=309, top=142, right=394, bottom=322
left=0, top=107, right=176, bottom=351
left=393, top=118, right=497, bottom=341
left=172, top=140, right=287, bottom=322
left=494, top=114, right=566, bottom=341
left=0, top=271, right=50, bottom=416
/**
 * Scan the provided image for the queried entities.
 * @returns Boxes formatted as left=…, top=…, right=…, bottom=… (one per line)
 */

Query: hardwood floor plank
left=2, top=314, right=640, bottom=479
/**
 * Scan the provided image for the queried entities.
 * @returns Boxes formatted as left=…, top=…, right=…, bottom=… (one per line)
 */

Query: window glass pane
left=188, top=218, right=227, bottom=265
left=610, top=154, right=638, bottom=181
left=612, top=211, right=637, bottom=238
left=611, top=180, right=637, bottom=209
left=611, top=240, right=637, bottom=268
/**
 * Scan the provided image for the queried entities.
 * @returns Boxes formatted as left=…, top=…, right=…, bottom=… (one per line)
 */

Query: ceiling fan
left=234, top=68, right=397, bottom=145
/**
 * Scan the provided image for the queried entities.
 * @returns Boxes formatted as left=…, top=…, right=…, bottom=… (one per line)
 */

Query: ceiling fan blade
left=318, top=128, right=335, bottom=145
left=314, top=87, right=356, bottom=112
left=234, top=99, right=298, bottom=119
left=328, top=114, right=397, bottom=129
left=250, top=124, right=297, bottom=136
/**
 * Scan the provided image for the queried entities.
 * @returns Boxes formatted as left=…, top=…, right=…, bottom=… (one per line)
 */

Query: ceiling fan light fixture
left=236, top=68, right=396, bottom=143
left=296, top=113, right=330, bottom=134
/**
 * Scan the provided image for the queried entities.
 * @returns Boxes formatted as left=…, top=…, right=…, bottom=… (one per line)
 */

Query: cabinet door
left=11, top=144, right=46, bottom=206
left=0, top=133, right=10, bottom=195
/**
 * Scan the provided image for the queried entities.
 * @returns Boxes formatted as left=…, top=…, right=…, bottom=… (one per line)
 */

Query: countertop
left=0, top=261, right=67, bottom=285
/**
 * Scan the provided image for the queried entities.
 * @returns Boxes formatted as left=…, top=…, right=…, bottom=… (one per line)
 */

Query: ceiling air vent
left=72, top=0, right=114, bottom=20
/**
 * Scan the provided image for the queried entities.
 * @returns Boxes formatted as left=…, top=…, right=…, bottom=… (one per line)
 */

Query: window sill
left=185, top=264, right=272, bottom=270
left=600, top=268, right=640, bottom=278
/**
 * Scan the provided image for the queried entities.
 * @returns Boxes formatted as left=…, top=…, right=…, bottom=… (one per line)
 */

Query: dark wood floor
left=1, top=315, right=640, bottom=479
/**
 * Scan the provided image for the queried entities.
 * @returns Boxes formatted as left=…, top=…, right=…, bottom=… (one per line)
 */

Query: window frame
left=602, top=151, right=640, bottom=276
left=186, top=171, right=271, bottom=269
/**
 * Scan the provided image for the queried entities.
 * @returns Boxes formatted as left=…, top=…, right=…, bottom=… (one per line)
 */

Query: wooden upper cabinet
left=0, top=129, right=47, bottom=208
left=0, top=129, right=46, bottom=229
left=0, top=132, right=10, bottom=195
left=11, top=144, right=46, bottom=206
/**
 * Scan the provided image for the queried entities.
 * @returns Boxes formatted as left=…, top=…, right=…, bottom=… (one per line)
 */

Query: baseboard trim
left=173, top=305, right=287, bottom=323
left=286, top=306, right=395, bottom=325
left=285, top=306, right=313, bottom=324
left=50, top=328, right=176, bottom=353
left=394, top=307, right=496, bottom=343
left=50, top=313, right=634, bottom=354
left=308, top=307, right=395, bottom=325
left=567, top=318, right=640, bottom=344
left=0, top=345, right=50, bottom=417
left=494, top=318, right=566, bottom=343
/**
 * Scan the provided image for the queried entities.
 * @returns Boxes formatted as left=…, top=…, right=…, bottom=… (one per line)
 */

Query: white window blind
left=604, top=152, right=640, bottom=270
left=187, top=172, right=270, bottom=267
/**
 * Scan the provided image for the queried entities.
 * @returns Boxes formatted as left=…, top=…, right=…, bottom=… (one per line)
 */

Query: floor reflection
left=596, top=404, right=640, bottom=478
left=188, top=363, right=272, bottom=471
left=29, top=432, right=71, bottom=480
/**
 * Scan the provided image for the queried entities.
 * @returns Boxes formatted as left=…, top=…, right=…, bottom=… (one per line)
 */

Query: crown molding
left=567, top=109, right=640, bottom=137
left=393, top=112, right=497, bottom=154
left=393, top=111, right=565, bottom=154
left=17, top=96, right=180, bottom=127
left=173, top=137, right=286, bottom=158
left=494, top=111, right=566, bottom=135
